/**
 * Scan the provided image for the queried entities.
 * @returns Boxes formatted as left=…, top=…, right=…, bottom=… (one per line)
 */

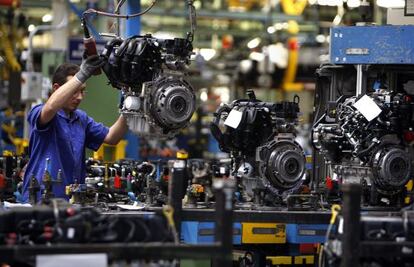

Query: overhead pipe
left=26, top=7, right=68, bottom=72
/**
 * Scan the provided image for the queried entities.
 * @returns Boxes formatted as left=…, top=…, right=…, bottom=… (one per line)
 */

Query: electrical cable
left=114, top=0, right=127, bottom=14
left=162, top=205, right=179, bottom=244
left=321, top=204, right=341, bottom=267
left=82, top=0, right=157, bottom=20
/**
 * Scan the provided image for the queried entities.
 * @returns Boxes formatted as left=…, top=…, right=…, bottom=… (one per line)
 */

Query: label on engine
left=224, top=109, right=243, bottom=129
left=353, top=95, right=382, bottom=121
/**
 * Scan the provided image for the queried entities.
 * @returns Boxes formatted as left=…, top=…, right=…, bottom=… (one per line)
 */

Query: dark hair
left=52, top=63, right=79, bottom=85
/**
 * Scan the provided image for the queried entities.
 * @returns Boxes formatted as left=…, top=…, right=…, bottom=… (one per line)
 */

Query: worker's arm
left=39, top=55, right=105, bottom=126
left=39, top=77, right=84, bottom=125
left=104, top=115, right=128, bottom=145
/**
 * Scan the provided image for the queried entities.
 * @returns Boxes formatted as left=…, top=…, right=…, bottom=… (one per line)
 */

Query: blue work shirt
left=22, top=104, right=109, bottom=201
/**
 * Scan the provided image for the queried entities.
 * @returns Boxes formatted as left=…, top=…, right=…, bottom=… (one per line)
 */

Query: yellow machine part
left=294, top=255, right=314, bottom=265
left=1, top=111, right=28, bottom=156
left=0, top=24, right=21, bottom=74
left=280, top=0, right=307, bottom=15
left=93, top=140, right=127, bottom=162
left=176, top=150, right=189, bottom=159
left=282, top=37, right=304, bottom=92
left=227, top=0, right=264, bottom=10
left=266, top=256, right=292, bottom=265
left=266, top=255, right=314, bottom=266
left=12, top=138, right=29, bottom=156
left=405, top=180, right=413, bottom=204
left=242, top=223, right=286, bottom=244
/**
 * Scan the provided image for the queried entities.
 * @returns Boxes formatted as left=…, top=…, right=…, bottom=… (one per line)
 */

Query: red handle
left=84, top=37, right=101, bottom=75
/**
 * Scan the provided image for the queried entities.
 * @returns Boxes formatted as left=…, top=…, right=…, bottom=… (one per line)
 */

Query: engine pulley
left=257, top=137, right=306, bottom=193
left=372, top=146, right=412, bottom=193
left=150, top=77, right=196, bottom=132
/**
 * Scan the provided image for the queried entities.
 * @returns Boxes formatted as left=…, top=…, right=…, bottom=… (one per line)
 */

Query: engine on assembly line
left=313, top=89, right=414, bottom=206
left=211, top=91, right=306, bottom=207
left=100, top=35, right=196, bottom=139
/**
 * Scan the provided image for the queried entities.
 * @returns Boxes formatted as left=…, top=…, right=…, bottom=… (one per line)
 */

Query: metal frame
left=340, top=184, right=414, bottom=267
left=0, top=164, right=234, bottom=266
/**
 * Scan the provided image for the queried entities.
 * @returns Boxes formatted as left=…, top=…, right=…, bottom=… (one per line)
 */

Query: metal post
left=356, top=64, right=363, bottom=96
left=340, top=183, right=362, bottom=267
left=213, top=179, right=235, bottom=267
left=123, top=1, right=141, bottom=159
left=125, top=0, right=141, bottom=36
left=51, top=0, right=69, bottom=50
left=168, top=159, right=186, bottom=236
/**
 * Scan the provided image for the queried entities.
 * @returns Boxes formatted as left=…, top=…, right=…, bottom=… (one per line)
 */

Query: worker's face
left=53, top=75, right=86, bottom=112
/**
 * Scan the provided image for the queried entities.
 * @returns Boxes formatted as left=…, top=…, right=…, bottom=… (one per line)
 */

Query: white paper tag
left=37, top=254, right=107, bottom=267
left=224, top=109, right=243, bottom=129
left=353, top=95, right=382, bottom=121
left=67, top=228, right=75, bottom=239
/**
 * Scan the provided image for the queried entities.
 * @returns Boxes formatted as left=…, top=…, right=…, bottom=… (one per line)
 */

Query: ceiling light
left=347, top=0, right=361, bottom=8
left=28, top=24, right=35, bottom=32
left=42, top=14, right=53, bottom=23
left=267, top=26, right=276, bottom=34
left=247, top=37, right=261, bottom=49
left=317, top=0, right=343, bottom=6
left=376, top=0, right=405, bottom=8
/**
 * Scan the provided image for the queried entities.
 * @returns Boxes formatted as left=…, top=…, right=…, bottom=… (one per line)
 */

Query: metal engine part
left=257, top=134, right=306, bottom=195
left=371, top=146, right=411, bottom=192
left=211, top=91, right=305, bottom=202
left=313, top=90, right=414, bottom=198
left=100, top=16, right=196, bottom=139
left=121, top=76, right=196, bottom=138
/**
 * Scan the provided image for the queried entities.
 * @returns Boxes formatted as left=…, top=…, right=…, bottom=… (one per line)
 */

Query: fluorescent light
left=376, top=0, right=405, bottom=8
left=247, top=37, right=261, bottom=49
left=42, top=14, right=53, bottom=23
left=317, top=0, right=343, bottom=6
left=28, top=24, right=35, bottom=32
left=347, top=0, right=360, bottom=8
left=267, top=26, right=276, bottom=34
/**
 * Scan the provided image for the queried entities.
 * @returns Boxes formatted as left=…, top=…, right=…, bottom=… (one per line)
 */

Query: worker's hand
left=75, top=55, right=105, bottom=83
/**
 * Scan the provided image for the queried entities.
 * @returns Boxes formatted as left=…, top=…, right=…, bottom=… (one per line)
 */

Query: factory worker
left=22, top=55, right=128, bottom=201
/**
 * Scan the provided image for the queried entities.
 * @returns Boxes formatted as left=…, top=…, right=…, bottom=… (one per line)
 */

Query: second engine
left=313, top=89, right=414, bottom=205
left=211, top=91, right=305, bottom=206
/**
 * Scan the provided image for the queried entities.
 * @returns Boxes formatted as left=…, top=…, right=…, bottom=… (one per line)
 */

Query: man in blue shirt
left=22, top=55, right=128, bottom=201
